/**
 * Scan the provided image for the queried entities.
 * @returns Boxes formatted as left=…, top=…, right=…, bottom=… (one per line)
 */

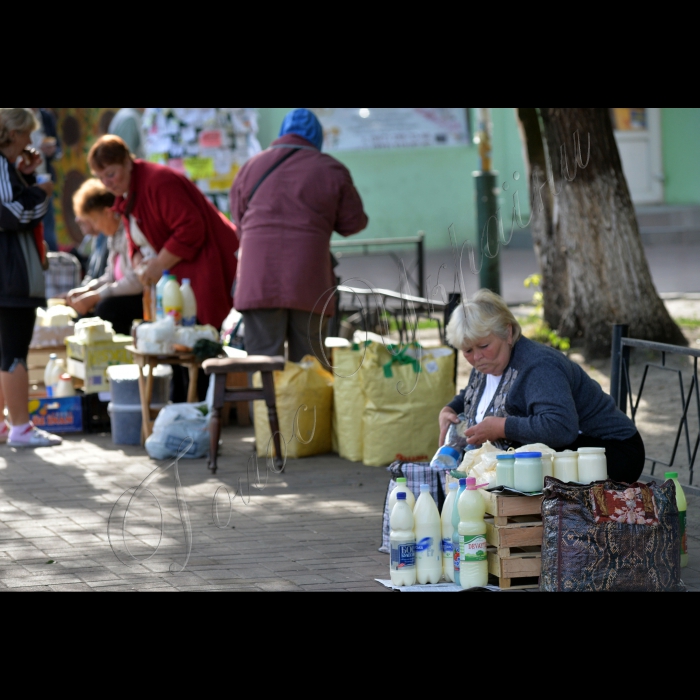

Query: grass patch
left=675, top=317, right=700, bottom=329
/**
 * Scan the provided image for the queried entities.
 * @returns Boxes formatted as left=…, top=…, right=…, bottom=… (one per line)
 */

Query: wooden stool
left=203, top=355, right=285, bottom=474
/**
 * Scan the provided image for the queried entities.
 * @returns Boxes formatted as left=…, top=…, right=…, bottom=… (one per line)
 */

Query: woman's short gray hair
left=0, top=108, right=39, bottom=148
left=446, top=288, right=522, bottom=349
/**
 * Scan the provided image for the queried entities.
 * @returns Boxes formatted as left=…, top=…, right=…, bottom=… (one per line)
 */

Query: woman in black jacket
left=0, top=108, right=62, bottom=448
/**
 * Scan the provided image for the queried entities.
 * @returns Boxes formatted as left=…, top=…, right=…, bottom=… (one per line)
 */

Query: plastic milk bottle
left=180, top=279, right=197, bottom=327
left=441, top=482, right=459, bottom=582
left=413, top=485, right=443, bottom=584
left=44, top=354, right=58, bottom=397
left=388, top=478, right=416, bottom=515
left=163, top=276, right=183, bottom=325
left=458, top=477, right=488, bottom=589
left=155, top=270, right=171, bottom=321
left=390, top=492, right=417, bottom=587
left=666, top=472, right=689, bottom=568
left=451, top=478, right=467, bottom=586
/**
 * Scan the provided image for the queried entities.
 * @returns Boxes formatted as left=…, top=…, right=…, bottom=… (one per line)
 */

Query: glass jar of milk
left=577, top=447, right=607, bottom=484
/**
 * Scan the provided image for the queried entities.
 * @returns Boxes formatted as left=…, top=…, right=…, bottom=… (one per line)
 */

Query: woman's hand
left=66, top=287, right=89, bottom=304
left=439, top=408, right=460, bottom=447
left=138, top=257, right=165, bottom=286
left=17, top=149, right=42, bottom=175
left=70, top=292, right=100, bottom=316
left=465, top=417, right=507, bottom=446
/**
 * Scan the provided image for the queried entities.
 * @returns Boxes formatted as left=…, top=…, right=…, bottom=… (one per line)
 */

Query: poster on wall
left=143, top=108, right=261, bottom=215
left=309, top=108, right=470, bottom=151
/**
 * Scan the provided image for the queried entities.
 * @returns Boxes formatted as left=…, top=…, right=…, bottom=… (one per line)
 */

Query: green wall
left=257, top=108, right=529, bottom=251
left=662, top=108, right=700, bottom=205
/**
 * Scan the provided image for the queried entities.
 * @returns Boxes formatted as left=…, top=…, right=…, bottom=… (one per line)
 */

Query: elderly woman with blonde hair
left=440, top=289, right=645, bottom=483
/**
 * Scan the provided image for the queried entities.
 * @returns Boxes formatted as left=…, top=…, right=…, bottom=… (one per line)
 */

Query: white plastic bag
left=145, top=402, right=210, bottom=460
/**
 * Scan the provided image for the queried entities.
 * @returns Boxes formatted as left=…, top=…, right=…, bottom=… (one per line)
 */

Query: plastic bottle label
left=680, top=510, right=688, bottom=556
left=442, top=538, right=453, bottom=557
left=416, top=537, right=434, bottom=554
left=165, top=307, right=182, bottom=324
left=453, top=548, right=460, bottom=572
left=460, top=535, right=487, bottom=562
left=182, top=315, right=196, bottom=327
left=391, top=542, right=415, bottom=571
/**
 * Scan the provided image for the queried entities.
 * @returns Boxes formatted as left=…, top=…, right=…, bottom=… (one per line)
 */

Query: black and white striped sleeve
left=0, top=157, right=49, bottom=231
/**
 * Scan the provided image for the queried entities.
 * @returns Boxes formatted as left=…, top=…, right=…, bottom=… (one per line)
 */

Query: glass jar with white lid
left=553, top=451, right=578, bottom=483
left=577, top=447, right=607, bottom=483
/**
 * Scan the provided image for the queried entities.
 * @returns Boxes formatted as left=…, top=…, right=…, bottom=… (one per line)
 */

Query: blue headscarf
left=279, top=109, right=324, bottom=151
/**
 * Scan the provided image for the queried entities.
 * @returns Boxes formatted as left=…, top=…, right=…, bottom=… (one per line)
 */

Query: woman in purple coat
left=230, top=109, right=368, bottom=363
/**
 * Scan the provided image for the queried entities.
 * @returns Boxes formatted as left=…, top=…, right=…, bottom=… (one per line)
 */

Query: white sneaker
left=0, top=422, right=8, bottom=445
left=7, top=424, right=62, bottom=448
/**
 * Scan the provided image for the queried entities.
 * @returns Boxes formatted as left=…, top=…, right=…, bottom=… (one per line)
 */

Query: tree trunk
left=519, top=107, right=686, bottom=358
left=516, top=108, right=568, bottom=329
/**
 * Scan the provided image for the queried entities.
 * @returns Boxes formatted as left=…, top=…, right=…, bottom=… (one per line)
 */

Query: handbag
left=540, top=476, right=685, bottom=592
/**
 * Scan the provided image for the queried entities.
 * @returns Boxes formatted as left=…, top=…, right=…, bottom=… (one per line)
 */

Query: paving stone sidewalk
left=1, top=422, right=698, bottom=592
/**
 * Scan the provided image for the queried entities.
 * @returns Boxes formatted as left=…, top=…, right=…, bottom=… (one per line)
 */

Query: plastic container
left=107, top=364, right=173, bottom=407
left=163, top=276, right=183, bottom=325
left=451, top=478, right=467, bottom=586
left=390, top=492, right=417, bottom=587
left=44, top=354, right=58, bottom=397
left=388, top=477, right=415, bottom=514
left=54, top=373, right=76, bottom=398
left=458, top=477, right=488, bottom=589
left=496, top=454, right=516, bottom=488
left=430, top=445, right=462, bottom=470
left=665, top=471, right=688, bottom=568
left=444, top=413, right=469, bottom=451
left=180, top=279, right=197, bottom=327
left=441, top=482, right=459, bottom=582
left=514, top=452, right=543, bottom=492
left=413, top=484, right=442, bottom=584
left=108, top=403, right=143, bottom=446
left=553, top=451, right=579, bottom=483
left=577, top=447, right=607, bottom=483
left=155, top=270, right=171, bottom=321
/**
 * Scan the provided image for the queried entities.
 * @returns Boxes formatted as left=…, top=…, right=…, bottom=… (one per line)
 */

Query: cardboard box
left=65, top=335, right=133, bottom=364
left=29, top=396, right=82, bottom=433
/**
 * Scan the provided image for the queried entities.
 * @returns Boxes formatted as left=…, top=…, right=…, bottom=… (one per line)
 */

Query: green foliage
left=675, top=317, right=700, bottom=329
left=522, top=274, right=571, bottom=352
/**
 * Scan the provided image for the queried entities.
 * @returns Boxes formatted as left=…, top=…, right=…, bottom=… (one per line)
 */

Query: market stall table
left=127, top=346, right=201, bottom=444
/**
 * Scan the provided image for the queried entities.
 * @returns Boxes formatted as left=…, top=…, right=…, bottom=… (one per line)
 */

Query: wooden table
left=127, top=346, right=201, bottom=444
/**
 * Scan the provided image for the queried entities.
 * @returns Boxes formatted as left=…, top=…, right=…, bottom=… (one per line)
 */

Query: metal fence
left=610, top=323, right=699, bottom=486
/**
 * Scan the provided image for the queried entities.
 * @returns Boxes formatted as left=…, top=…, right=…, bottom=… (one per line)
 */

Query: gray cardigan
left=447, top=336, right=637, bottom=448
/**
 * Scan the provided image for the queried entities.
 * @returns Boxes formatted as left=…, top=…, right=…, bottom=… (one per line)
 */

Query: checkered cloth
left=379, top=461, right=449, bottom=553
left=44, top=253, right=82, bottom=300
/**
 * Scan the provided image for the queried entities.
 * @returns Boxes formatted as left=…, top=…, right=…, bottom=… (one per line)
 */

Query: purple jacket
left=230, top=134, right=368, bottom=316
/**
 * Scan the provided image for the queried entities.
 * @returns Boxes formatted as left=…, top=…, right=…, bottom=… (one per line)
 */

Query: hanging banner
left=309, top=108, right=470, bottom=152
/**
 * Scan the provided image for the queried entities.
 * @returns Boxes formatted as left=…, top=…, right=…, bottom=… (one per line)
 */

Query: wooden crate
left=481, top=490, right=543, bottom=590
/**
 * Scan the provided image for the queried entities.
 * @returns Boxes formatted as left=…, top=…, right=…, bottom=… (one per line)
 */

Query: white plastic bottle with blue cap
left=431, top=445, right=462, bottom=471
left=390, top=492, right=417, bottom=586
left=413, top=484, right=443, bottom=584
left=441, top=482, right=459, bottom=582
left=451, top=478, right=467, bottom=585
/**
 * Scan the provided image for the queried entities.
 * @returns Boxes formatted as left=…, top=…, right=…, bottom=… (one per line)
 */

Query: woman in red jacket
left=88, top=136, right=238, bottom=331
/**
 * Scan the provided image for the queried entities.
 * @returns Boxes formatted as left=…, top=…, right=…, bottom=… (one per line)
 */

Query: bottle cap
left=420, top=484, right=430, bottom=493
left=49, top=353, right=57, bottom=360
left=397, top=492, right=407, bottom=500
left=515, top=452, right=542, bottom=459
left=449, top=482, right=459, bottom=490
left=396, top=478, right=407, bottom=484
left=665, top=472, right=679, bottom=480
left=466, top=477, right=477, bottom=490
left=162, top=270, right=170, bottom=276
left=439, top=446, right=461, bottom=462
left=497, top=454, right=516, bottom=461
left=183, top=279, right=191, bottom=285
left=459, top=478, right=467, bottom=486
